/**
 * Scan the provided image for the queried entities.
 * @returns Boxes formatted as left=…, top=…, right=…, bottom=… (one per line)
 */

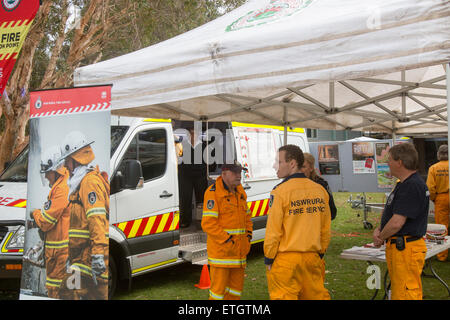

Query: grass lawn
left=1, top=192, right=448, bottom=300
left=113, top=192, right=450, bottom=300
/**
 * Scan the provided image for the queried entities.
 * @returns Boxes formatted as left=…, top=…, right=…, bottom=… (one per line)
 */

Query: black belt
left=389, top=236, right=422, bottom=244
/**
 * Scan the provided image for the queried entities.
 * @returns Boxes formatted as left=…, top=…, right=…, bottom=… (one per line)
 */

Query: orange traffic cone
left=195, top=264, right=211, bottom=289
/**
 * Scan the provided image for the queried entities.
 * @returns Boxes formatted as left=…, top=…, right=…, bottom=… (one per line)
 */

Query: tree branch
left=40, top=0, right=70, bottom=88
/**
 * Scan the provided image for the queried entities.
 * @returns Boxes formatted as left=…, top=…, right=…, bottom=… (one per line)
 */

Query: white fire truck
left=0, top=116, right=308, bottom=297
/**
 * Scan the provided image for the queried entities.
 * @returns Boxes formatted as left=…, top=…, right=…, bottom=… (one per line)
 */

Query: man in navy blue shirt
left=373, top=143, right=429, bottom=300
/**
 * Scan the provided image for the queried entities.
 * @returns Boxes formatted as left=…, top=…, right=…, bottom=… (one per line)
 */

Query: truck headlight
left=5, top=226, right=25, bottom=251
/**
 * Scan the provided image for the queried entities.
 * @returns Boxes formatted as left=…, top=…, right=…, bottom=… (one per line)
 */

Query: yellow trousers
left=434, top=193, right=449, bottom=261
left=266, top=252, right=330, bottom=300
left=209, top=266, right=245, bottom=300
left=385, top=238, right=427, bottom=300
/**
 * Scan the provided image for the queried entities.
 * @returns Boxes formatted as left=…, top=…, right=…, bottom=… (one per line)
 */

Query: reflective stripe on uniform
left=208, top=257, right=246, bottom=266
left=226, top=287, right=242, bottom=297
left=209, top=290, right=224, bottom=300
left=99, top=273, right=108, bottom=280
left=86, top=207, right=107, bottom=218
left=45, top=240, right=69, bottom=249
left=224, top=229, right=246, bottom=235
left=46, top=277, right=62, bottom=288
left=71, top=263, right=92, bottom=277
left=203, top=211, right=219, bottom=218
left=42, top=209, right=57, bottom=225
left=69, top=229, right=90, bottom=239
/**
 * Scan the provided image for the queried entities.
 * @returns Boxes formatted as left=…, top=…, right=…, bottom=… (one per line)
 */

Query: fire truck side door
left=111, top=123, right=179, bottom=275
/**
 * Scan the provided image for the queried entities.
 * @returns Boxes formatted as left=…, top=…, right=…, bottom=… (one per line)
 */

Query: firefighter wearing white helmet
left=60, top=131, right=110, bottom=300
left=39, top=145, right=65, bottom=187
left=29, top=145, right=71, bottom=299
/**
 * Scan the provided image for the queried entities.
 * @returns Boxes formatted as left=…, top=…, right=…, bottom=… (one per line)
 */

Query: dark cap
left=221, top=160, right=248, bottom=173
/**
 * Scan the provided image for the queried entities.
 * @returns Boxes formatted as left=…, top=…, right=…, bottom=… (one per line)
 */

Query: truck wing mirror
left=123, top=159, right=144, bottom=190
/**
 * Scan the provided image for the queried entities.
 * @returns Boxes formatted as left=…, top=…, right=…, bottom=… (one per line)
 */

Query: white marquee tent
left=74, top=0, right=450, bottom=137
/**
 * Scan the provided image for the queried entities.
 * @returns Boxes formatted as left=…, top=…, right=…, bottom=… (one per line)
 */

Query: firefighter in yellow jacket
left=426, top=144, right=449, bottom=261
left=61, top=131, right=109, bottom=300
left=29, top=145, right=70, bottom=299
left=265, top=145, right=331, bottom=300
left=201, top=161, right=253, bottom=300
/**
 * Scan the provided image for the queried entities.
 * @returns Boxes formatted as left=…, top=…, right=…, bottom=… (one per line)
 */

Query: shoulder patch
left=269, top=194, right=274, bottom=207
left=88, top=192, right=97, bottom=205
left=207, top=200, right=215, bottom=209
left=210, top=183, right=216, bottom=191
left=44, top=200, right=52, bottom=211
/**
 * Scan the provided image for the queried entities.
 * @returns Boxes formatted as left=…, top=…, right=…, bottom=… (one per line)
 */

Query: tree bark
left=0, top=0, right=241, bottom=172
left=0, top=2, right=51, bottom=172
left=40, top=0, right=70, bottom=89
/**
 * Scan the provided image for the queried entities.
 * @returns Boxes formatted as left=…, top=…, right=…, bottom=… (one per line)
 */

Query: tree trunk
left=0, top=2, right=51, bottom=172
left=0, top=107, right=28, bottom=171
left=40, top=0, right=69, bottom=89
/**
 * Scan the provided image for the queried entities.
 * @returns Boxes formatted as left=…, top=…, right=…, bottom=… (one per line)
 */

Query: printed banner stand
left=0, top=0, right=40, bottom=95
left=20, top=85, right=111, bottom=300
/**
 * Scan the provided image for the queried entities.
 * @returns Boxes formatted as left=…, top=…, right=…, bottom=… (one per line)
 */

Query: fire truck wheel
left=108, top=256, right=117, bottom=299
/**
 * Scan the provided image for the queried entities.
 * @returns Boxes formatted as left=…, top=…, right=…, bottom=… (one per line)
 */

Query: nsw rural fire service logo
left=2, top=0, right=22, bottom=12
left=226, top=0, right=315, bottom=32
left=35, top=97, right=42, bottom=109
left=207, top=200, right=215, bottom=210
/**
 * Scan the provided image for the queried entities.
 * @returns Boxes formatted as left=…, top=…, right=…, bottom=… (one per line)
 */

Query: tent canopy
left=74, top=0, right=450, bottom=136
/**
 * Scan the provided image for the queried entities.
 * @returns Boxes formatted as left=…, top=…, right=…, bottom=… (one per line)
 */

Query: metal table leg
left=423, top=260, right=450, bottom=297
left=382, top=270, right=390, bottom=300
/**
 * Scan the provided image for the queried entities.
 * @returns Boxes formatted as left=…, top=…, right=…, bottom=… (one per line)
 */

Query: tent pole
left=401, top=71, right=406, bottom=119
left=446, top=63, right=450, bottom=194
left=392, top=121, right=396, bottom=145
left=283, top=106, right=288, bottom=145
left=206, top=120, right=210, bottom=178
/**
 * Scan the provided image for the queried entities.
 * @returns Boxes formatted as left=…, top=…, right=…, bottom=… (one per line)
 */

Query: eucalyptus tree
left=0, top=0, right=245, bottom=171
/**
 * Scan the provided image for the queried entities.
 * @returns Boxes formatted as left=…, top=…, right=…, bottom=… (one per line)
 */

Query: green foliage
left=28, top=0, right=246, bottom=90
left=100, top=0, right=246, bottom=62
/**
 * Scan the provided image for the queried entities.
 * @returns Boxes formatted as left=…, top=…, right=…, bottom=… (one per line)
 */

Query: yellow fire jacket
left=68, top=166, right=109, bottom=280
left=33, top=168, right=70, bottom=244
left=426, top=160, right=449, bottom=201
left=264, top=173, right=331, bottom=263
left=33, top=168, right=70, bottom=289
left=201, top=176, right=253, bottom=268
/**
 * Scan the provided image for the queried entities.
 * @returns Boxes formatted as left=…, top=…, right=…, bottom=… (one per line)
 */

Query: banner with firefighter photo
left=20, top=85, right=111, bottom=300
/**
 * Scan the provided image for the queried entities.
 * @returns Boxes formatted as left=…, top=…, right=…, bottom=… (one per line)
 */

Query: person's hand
left=27, top=210, right=39, bottom=229
left=373, top=228, right=384, bottom=248
left=264, top=257, right=274, bottom=271
left=373, top=237, right=384, bottom=248
left=91, top=254, right=106, bottom=276
left=27, top=219, right=37, bottom=229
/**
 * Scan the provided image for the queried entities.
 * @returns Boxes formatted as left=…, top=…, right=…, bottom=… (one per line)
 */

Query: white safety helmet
left=40, top=145, right=64, bottom=174
left=40, top=145, right=65, bottom=187
left=60, top=131, right=94, bottom=160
